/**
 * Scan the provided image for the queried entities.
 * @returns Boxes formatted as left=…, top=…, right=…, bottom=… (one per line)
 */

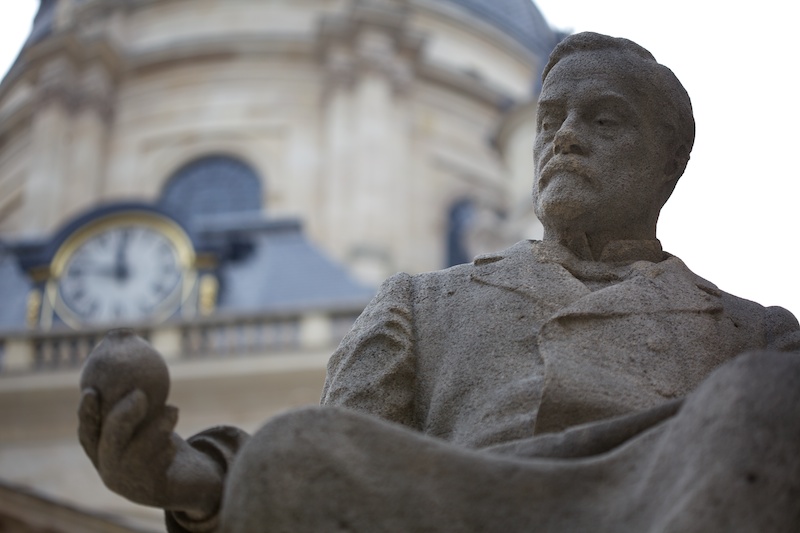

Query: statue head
left=532, top=32, right=694, bottom=243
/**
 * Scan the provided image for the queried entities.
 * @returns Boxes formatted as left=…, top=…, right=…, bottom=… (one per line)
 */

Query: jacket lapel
left=470, top=240, right=590, bottom=314
left=548, top=256, right=723, bottom=320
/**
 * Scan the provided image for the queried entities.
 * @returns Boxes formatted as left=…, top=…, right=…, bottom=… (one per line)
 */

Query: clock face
left=50, top=213, right=195, bottom=327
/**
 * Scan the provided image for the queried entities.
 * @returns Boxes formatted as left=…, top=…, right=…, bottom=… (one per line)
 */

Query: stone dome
left=27, top=0, right=57, bottom=47
left=10, top=0, right=556, bottom=286
left=441, top=0, right=561, bottom=55
left=29, top=0, right=561, bottom=55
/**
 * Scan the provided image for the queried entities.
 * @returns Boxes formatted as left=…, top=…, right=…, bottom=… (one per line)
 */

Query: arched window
left=159, top=156, right=263, bottom=223
left=446, top=199, right=476, bottom=267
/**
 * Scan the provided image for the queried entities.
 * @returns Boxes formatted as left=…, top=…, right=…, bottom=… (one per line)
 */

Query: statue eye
left=595, top=116, right=616, bottom=127
left=538, top=115, right=560, bottom=133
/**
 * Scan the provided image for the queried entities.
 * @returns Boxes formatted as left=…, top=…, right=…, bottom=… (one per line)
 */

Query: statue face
left=533, top=50, right=672, bottom=235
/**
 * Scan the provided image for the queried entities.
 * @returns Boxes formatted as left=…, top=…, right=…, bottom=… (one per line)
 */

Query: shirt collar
left=598, top=239, right=664, bottom=264
left=537, top=238, right=664, bottom=265
left=535, top=239, right=665, bottom=284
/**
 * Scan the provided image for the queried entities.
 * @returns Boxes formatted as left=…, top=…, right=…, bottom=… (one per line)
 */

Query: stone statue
left=78, top=32, right=800, bottom=532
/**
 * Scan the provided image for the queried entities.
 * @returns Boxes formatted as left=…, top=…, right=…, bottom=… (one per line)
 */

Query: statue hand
left=78, top=388, right=223, bottom=516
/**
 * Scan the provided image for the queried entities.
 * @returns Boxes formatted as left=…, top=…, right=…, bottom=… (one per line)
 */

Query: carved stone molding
left=317, top=0, right=425, bottom=96
left=35, top=75, right=115, bottom=123
left=25, top=37, right=121, bottom=122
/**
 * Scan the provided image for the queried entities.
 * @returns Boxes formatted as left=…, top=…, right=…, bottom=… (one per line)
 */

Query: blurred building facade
left=0, top=0, right=562, bottom=530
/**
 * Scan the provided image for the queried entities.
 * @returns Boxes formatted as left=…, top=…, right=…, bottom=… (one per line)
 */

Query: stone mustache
left=78, top=32, right=800, bottom=532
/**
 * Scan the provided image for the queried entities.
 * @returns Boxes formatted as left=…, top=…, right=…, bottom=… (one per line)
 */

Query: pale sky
left=0, top=2, right=38, bottom=79
left=1, top=1, right=798, bottom=315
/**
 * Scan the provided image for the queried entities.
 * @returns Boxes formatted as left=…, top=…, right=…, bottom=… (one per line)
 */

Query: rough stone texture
left=221, top=350, right=800, bottom=532
left=80, top=329, right=169, bottom=420
left=79, top=32, right=800, bottom=532
left=322, top=241, right=798, bottom=441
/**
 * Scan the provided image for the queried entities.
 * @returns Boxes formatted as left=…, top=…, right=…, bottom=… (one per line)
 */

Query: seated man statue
left=78, top=32, right=800, bottom=532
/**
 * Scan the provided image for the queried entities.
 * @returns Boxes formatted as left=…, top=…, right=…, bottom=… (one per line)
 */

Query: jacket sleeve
left=165, top=273, right=418, bottom=531
left=165, top=426, right=250, bottom=533
left=321, top=272, right=418, bottom=430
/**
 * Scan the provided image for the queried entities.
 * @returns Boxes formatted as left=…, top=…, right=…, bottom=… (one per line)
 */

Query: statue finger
left=125, top=406, right=182, bottom=486
left=163, top=405, right=179, bottom=432
left=77, top=388, right=101, bottom=468
left=131, top=404, right=180, bottom=457
left=98, top=389, right=149, bottom=470
left=158, top=405, right=180, bottom=456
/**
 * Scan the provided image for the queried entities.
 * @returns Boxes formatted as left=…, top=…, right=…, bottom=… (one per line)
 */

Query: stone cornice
left=17, top=33, right=123, bottom=83
left=417, top=60, right=515, bottom=110
left=125, top=30, right=511, bottom=109
left=410, top=0, right=540, bottom=67
left=1, top=2, right=530, bottom=133
left=317, top=2, right=426, bottom=95
left=0, top=33, right=122, bottom=124
left=126, top=36, right=314, bottom=76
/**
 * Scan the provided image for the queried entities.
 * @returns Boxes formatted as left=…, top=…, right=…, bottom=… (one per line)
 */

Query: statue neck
left=542, top=226, right=659, bottom=262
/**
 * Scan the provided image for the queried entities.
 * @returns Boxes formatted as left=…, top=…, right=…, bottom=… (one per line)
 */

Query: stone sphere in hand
left=80, top=329, right=170, bottom=419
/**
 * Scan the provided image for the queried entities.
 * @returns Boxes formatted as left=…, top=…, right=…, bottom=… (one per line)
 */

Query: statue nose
left=553, top=119, right=585, bottom=156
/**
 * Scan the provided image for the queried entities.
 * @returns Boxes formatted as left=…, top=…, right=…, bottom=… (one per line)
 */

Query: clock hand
left=87, top=265, right=119, bottom=277
left=68, top=260, right=119, bottom=278
left=115, top=230, right=130, bottom=282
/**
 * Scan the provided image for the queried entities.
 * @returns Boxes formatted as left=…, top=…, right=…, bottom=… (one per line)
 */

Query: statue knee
left=220, top=407, right=355, bottom=532
left=676, top=350, right=800, bottom=465
left=221, top=406, right=417, bottom=532
left=693, top=350, right=800, bottom=424
left=641, top=351, right=800, bottom=529
left=232, top=406, right=352, bottom=481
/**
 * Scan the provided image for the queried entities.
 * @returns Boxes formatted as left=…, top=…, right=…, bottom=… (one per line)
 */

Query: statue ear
left=663, top=143, right=690, bottom=181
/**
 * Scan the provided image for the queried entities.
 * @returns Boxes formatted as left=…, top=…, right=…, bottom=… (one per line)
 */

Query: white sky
left=1, top=1, right=798, bottom=315
left=0, top=2, right=38, bottom=79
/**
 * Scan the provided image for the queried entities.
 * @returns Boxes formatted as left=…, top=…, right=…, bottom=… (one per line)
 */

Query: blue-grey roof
left=3, top=201, right=373, bottom=330
left=27, top=0, right=57, bottom=48
left=25, top=1, right=562, bottom=67
left=0, top=247, right=32, bottom=331
left=441, top=0, right=562, bottom=56
left=212, top=220, right=375, bottom=313
left=28, top=1, right=560, bottom=54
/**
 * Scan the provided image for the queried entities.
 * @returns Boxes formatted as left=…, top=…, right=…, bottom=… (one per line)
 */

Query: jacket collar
left=471, top=240, right=722, bottom=316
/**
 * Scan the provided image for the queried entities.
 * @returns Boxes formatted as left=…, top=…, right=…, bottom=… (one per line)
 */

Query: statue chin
left=533, top=194, right=590, bottom=230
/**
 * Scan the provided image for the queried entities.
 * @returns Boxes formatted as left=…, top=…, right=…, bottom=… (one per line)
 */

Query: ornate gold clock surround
left=42, top=211, right=198, bottom=330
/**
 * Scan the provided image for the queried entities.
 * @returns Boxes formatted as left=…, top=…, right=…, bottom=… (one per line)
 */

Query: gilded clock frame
left=43, top=211, right=197, bottom=330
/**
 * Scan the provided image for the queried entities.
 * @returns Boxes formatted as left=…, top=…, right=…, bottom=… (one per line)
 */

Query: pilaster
left=318, top=0, right=425, bottom=285
left=16, top=34, right=120, bottom=235
left=21, top=56, right=76, bottom=235
left=63, top=62, right=115, bottom=219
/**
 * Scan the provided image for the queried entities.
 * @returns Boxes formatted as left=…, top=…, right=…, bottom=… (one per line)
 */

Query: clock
left=46, top=211, right=196, bottom=328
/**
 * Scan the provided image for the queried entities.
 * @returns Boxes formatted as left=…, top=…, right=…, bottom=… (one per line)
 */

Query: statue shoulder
left=377, top=241, right=537, bottom=306
left=764, top=305, right=800, bottom=351
left=710, top=284, right=800, bottom=351
left=472, top=240, right=539, bottom=266
left=658, top=255, right=800, bottom=350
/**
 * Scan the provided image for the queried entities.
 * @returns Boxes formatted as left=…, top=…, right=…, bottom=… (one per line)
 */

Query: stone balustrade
left=0, top=308, right=361, bottom=375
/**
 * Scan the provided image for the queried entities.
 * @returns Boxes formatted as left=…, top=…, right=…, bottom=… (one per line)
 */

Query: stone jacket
left=321, top=239, right=800, bottom=445
left=167, top=239, right=800, bottom=532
